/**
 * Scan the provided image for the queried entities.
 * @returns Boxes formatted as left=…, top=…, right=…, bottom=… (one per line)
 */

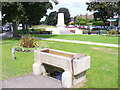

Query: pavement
left=0, top=32, right=13, bottom=39
left=38, top=38, right=119, bottom=48
left=1, top=74, right=62, bottom=88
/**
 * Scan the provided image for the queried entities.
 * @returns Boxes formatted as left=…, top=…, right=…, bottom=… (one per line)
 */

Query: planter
left=33, top=48, right=90, bottom=88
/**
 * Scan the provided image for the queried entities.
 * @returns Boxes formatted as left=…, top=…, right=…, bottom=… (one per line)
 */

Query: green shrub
left=83, top=30, right=89, bottom=34
left=93, top=21, right=104, bottom=26
left=20, top=34, right=39, bottom=48
left=86, top=23, right=93, bottom=25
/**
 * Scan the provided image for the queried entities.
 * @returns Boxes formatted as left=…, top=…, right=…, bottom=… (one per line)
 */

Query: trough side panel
left=73, top=56, right=90, bottom=75
left=40, top=53, right=72, bottom=71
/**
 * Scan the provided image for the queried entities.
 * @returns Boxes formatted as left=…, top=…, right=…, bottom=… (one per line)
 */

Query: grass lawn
left=1, top=37, right=118, bottom=88
left=33, top=34, right=119, bottom=44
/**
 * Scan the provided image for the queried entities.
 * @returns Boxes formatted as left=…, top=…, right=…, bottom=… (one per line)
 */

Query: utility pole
left=118, top=15, right=120, bottom=27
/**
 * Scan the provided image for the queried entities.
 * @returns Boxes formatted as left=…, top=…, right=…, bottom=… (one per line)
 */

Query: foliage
left=86, top=23, right=93, bottom=25
left=76, top=17, right=86, bottom=25
left=14, top=46, right=36, bottom=52
left=93, top=21, right=104, bottom=26
left=20, top=34, right=39, bottom=48
left=45, top=7, right=71, bottom=25
left=2, top=2, right=53, bottom=37
left=108, top=29, right=118, bottom=36
left=45, top=11, right=58, bottom=26
left=86, top=2, right=119, bottom=25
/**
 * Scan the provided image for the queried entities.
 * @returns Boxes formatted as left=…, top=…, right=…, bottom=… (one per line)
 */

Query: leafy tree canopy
left=86, top=2, right=120, bottom=25
left=2, top=2, right=53, bottom=37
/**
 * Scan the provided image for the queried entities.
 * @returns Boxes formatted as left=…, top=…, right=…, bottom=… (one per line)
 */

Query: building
left=73, top=14, right=94, bottom=23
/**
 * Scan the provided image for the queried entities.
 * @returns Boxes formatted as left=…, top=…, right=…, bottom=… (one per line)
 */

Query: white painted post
left=11, top=48, right=15, bottom=60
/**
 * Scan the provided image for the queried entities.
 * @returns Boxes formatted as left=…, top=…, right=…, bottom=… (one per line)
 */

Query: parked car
left=2, top=25, right=11, bottom=31
left=116, top=27, right=120, bottom=33
left=66, top=25, right=75, bottom=28
left=78, top=26, right=84, bottom=29
left=18, top=26, right=23, bottom=30
left=0, top=26, right=3, bottom=33
left=18, top=24, right=23, bottom=30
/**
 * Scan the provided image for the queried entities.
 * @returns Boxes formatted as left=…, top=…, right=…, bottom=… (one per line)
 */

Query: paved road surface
left=1, top=74, right=62, bottom=88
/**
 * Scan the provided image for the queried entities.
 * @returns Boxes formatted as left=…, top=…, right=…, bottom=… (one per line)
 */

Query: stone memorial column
left=52, top=13, right=66, bottom=34
left=56, top=13, right=66, bottom=29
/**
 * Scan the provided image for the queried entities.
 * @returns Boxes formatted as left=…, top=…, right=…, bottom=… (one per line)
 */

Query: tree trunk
left=12, top=22, right=19, bottom=37
left=22, top=22, right=25, bottom=30
left=25, top=24, right=27, bottom=30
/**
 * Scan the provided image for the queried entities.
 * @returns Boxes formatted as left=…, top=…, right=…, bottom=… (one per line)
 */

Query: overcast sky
left=41, top=0, right=93, bottom=21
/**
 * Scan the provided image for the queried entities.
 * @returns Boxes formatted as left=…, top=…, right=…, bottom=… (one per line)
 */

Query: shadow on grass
left=2, top=37, right=20, bottom=41
left=32, top=34, right=58, bottom=38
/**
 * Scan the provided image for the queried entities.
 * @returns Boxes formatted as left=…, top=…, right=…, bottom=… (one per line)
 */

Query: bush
left=93, top=21, right=104, bottom=26
left=108, top=29, right=117, bottom=35
left=83, top=30, right=89, bottom=34
left=20, top=34, right=39, bottom=48
left=86, top=23, right=93, bottom=25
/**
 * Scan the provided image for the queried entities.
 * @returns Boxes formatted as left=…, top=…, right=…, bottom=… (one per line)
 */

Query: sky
left=41, top=0, right=93, bottom=21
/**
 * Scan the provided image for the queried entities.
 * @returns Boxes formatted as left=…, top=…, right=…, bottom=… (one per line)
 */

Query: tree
left=76, top=17, right=86, bottom=25
left=45, top=7, right=71, bottom=26
left=86, top=2, right=119, bottom=26
left=45, top=11, right=58, bottom=26
left=2, top=2, right=24, bottom=37
left=2, top=2, right=54, bottom=37
left=58, top=8, right=71, bottom=24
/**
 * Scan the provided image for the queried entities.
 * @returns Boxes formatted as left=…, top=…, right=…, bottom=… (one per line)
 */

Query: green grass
left=33, top=34, right=119, bottom=44
left=1, top=37, right=118, bottom=88
left=2, top=38, right=34, bottom=80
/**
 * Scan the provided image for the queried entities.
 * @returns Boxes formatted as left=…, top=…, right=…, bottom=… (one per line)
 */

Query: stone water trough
left=33, top=48, right=90, bottom=88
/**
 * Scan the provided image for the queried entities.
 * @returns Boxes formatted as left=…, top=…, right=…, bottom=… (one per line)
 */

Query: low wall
left=46, top=28, right=83, bottom=34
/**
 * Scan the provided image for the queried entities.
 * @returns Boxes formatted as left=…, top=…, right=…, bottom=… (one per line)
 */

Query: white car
left=3, top=25, right=10, bottom=31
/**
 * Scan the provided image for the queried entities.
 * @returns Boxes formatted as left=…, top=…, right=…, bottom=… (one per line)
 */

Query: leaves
left=86, top=2, right=120, bottom=24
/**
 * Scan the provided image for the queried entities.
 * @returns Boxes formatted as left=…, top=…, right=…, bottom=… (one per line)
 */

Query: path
left=38, top=38, right=119, bottom=48
left=0, top=32, right=13, bottom=39
left=0, top=32, right=119, bottom=47
left=1, top=74, right=62, bottom=88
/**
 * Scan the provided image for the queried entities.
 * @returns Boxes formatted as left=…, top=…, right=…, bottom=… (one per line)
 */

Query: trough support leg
left=33, top=62, right=42, bottom=75
left=62, top=71, right=72, bottom=88
left=41, top=64, right=46, bottom=75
